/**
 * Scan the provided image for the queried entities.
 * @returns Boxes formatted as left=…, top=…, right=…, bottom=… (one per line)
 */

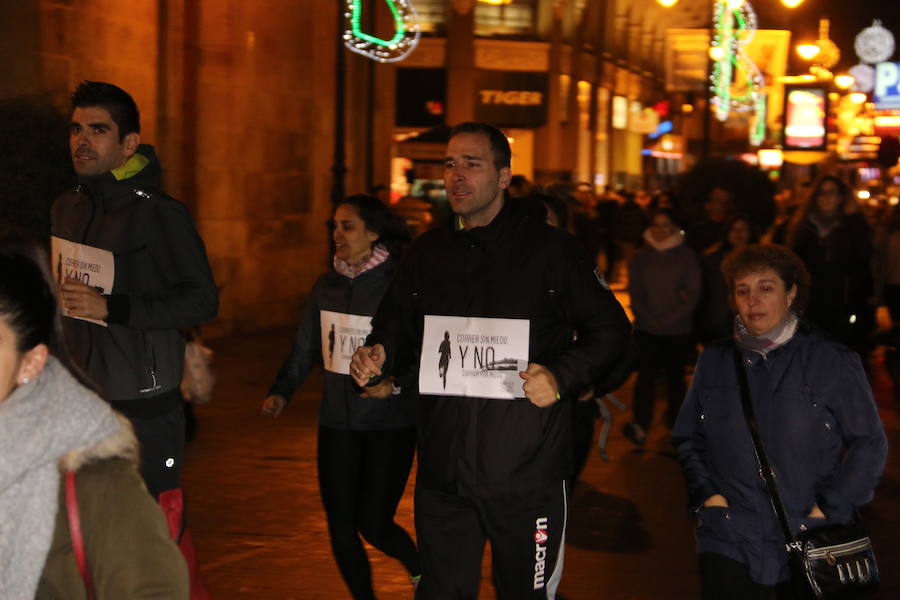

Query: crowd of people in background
left=499, top=170, right=900, bottom=372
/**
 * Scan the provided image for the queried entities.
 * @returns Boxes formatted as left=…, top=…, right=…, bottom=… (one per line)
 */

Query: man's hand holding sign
left=61, top=278, right=109, bottom=321
left=519, top=363, right=560, bottom=407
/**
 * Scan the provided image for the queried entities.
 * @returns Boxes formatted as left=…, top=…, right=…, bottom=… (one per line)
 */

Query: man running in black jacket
left=351, top=122, right=630, bottom=599
left=52, top=81, right=217, bottom=597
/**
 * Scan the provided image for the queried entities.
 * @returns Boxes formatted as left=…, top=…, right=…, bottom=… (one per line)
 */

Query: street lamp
left=834, top=74, right=855, bottom=90
left=656, top=0, right=679, bottom=6
left=780, top=0, right=805, bottom=7
left=796, top=43, right=820, bottom=60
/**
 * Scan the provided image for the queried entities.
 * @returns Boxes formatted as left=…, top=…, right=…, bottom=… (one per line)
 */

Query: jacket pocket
left=697, top=506, right=737, bottom=543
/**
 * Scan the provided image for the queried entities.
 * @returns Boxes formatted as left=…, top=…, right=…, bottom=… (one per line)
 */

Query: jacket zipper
left=78, top=184, right=98, bottom=369
left=138, top=331, right=162, bottom=394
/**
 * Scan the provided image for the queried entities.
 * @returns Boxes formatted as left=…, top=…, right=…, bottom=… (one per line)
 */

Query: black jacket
left=51, top=145, right=218, bottom=409
left=269, top=258, right=416, bottom=430
left=790, top=212, right=873, bottom=342
left=368, top=200, right=630, bottom=494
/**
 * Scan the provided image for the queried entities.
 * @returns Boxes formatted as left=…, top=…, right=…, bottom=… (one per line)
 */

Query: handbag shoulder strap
left=731, top=349, right=800, bottom=550
left=65, top=471, right=96, bottom=600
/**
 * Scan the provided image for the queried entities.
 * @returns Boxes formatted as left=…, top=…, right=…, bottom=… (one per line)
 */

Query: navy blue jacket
left=269, top=258, right=415, bottom=431
left=672, top=327, right=887, bottom=586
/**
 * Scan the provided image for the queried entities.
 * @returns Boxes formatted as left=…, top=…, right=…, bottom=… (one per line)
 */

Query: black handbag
left=732, top=350, right=879, bottom=600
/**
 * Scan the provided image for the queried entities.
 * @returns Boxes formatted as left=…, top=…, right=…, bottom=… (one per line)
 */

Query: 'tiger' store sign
left=475, top=70, right=548, bottom=127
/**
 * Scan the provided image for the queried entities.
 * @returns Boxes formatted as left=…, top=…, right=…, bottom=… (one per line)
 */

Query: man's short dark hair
left=71, top=81, right=140, bottom=141
left=449, top=122, right=511, bottom=170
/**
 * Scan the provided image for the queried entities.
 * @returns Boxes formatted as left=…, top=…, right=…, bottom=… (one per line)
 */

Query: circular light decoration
left=344, top=0, right=421, bottom=63
left=710, top=0, right=765, bottom=126
left=854, top=19, right=895, bottom=65
left=849, top=63, right=875, bottom=93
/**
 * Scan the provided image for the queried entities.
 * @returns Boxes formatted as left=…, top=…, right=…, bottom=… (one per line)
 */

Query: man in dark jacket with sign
left=351, top=122, right=630, bottom=599
left=51, top=81, right=217, bottom=598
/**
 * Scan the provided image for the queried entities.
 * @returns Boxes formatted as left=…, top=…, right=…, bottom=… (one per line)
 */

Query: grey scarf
left=733, top=311, right=799, bottom=357
left=0, top=357, right=123, bottom=597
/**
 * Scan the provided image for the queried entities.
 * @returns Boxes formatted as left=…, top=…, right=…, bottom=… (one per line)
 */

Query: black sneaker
left=622, top=422, right=646, bottom=446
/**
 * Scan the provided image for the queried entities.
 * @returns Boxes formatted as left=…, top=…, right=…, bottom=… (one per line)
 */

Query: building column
left=533, top=4, right=565, bottom=183
left=445, top=0, right=475, bottom=126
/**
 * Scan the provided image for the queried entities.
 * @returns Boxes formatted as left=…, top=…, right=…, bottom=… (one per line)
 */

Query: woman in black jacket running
left=261, top=195, right=420, bottom=598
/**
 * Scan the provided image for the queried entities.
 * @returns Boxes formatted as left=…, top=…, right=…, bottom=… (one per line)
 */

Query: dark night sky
left=752, top=0, right=900, bottom=73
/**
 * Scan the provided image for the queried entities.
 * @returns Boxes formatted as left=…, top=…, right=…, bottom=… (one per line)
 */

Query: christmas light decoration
left=854, top=20, right=895, bottom=65
left=709, top=0, right=765, bottom=134
left=849, top=64, right=875, bottom=93
left=848, top=20, right=895, bottom=93
left=343, top=0, right=421, bottom=63
left=750, top=93, right=767, bottom=147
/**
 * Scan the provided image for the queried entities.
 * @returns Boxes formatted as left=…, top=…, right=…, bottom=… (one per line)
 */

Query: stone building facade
left=3, top=0, right=707, bottom=335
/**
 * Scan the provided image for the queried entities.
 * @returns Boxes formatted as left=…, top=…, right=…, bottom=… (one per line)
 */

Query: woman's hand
left=703, top=494, right=729, bottom=508
left=808, top=504, right=826, bottom=519
left=262, top=394, right=287, bottom=418
left=350, top=344, right=386, bottom=386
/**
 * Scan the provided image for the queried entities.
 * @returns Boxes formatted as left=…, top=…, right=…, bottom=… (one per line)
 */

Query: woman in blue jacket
left=261, top=195, right=419, bottom=598
left=672, top=244, right=887, bottom=598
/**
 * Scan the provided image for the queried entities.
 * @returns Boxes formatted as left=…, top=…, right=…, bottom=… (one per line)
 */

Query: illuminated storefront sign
left=874, top=62, right=900, bottom=108
left=783, top=85, right=827, bottom=150
left=474, top=70, right=547, bottom=127
left=757, top=148, right=784, bottom=168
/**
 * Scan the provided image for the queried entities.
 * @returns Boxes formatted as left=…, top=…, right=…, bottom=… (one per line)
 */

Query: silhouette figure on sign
left=328, top=323, right=336, bottom=368
left=438, top=331, right=451, bottom=389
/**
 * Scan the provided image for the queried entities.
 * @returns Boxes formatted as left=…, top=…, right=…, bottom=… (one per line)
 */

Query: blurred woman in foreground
left=0, top=232, right=187, bottom=598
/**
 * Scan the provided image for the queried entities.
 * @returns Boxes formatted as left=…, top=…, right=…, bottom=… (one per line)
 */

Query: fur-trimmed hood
left=58, top=414, right=139, bottom=473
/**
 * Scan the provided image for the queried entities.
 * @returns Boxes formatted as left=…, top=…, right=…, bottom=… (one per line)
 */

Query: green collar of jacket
left=110, top=152, right=150, bottom=181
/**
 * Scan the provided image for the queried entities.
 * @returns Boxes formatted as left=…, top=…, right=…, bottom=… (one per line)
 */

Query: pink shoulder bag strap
left=65, top=471, right=96, bottom=600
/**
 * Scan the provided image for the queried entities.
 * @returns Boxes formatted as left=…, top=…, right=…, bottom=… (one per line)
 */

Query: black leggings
left=128, top=405, right=186, bottom=499
left=317, top=425, right=420, bottom=599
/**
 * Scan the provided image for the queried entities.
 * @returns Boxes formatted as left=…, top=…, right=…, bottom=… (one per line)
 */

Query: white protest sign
left=51, top=236, right=115, bottom=327
left=419, top=315, right=530, bottom=400
left=320, top=310, right=373, bottom=375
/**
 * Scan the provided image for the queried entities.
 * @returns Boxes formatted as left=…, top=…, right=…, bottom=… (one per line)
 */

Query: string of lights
left=343, top=0, right=421, bottom=63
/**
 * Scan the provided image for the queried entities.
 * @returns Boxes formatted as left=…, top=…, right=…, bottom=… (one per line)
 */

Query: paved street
left=183, top=322, right=900, bottom=599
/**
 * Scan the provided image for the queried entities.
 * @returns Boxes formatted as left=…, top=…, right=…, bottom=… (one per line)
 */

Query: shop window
left=475, top=0, right=537, bottom=39
left=414, top=0, right=448, bottom=35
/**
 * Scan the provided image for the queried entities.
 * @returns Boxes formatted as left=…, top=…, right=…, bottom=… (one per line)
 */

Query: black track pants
left=415, top=481, right=568, bottom=599
left=317, top=425, right=420, bottom=599
left=128, top=405, right=186, bottom=499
